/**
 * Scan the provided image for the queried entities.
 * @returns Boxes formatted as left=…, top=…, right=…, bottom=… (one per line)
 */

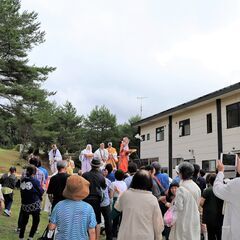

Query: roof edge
left=133, top=82, right=240, bottom=127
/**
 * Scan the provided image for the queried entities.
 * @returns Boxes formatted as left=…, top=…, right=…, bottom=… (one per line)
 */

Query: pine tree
left=0, top=0, right=55, bottom=114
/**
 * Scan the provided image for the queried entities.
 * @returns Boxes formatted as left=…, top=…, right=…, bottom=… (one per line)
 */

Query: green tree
left=31, top=101, right=59, bottom=151
left=84, top=105, right=118, bottom=150
left=54, top=101, right=84, bottom=153
left=0, top=0, right=55, bottom=115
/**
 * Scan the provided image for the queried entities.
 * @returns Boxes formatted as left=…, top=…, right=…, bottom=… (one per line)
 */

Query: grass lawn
left=0, top=148, right=49, bottom=239
left=0, top=149, right=106, bottom=240
left=0, top=190, right=49, bottom=240
left=0, top=148, right=26, bottom=175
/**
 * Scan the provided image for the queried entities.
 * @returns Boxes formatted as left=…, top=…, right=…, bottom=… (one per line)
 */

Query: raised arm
left=213, top=161, right=232, bottom=202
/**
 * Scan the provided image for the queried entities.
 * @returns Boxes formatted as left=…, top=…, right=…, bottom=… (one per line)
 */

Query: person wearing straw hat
left=82, top=158, right=107, bottom=240
left=49, top=175, right=97, bottom=240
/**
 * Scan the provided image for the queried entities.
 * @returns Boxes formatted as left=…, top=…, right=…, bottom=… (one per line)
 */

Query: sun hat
left=63, top=175, right=90, bottom=201
left=90, top=158, right=102, bottom=167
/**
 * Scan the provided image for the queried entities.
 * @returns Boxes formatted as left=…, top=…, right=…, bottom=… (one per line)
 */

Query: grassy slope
left=0, top=149, right=49, bottom=240
left=0, top=149, right=105, bottom=240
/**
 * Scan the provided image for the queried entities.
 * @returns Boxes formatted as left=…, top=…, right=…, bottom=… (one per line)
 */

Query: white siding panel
left=221, top=93, right=240, bottom=153
left=138, top=89, right=240, bottom=171
left=140, top=119, right=169, bottom=166
left=172, top=102, right=218, bottom=166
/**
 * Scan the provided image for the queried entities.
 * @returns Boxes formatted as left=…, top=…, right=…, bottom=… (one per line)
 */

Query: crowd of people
left=0, top=138, right=240, bottom=240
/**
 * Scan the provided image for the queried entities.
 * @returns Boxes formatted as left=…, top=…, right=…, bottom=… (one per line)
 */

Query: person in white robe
left=79, top=144, right=94, bottom=173
left=169, top=162, right=201, bottom=240
left=48, top=144, right=62, bottom=174
left=213, top=159, right=240, bottom=240
left=94, top=143, right=108, bottom=168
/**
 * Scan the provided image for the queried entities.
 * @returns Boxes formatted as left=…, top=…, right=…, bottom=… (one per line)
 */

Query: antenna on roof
left=137, top=96, right=148, bottom=118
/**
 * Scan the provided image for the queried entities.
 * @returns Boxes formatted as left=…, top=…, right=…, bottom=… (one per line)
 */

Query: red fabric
left=118, top=143, right=129, bottom=173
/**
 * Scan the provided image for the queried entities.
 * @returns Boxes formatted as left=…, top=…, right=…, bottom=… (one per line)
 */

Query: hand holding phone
left=220, top=153, right=237, bottom=166
left=217, top=160, right=224, bottom=172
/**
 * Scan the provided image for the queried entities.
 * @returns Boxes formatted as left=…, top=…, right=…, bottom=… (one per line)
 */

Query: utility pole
left=137, top=96, right=148, bottom=118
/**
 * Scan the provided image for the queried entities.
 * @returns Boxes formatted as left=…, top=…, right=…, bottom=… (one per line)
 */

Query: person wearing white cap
left=172, top=165, right=180, bottom=184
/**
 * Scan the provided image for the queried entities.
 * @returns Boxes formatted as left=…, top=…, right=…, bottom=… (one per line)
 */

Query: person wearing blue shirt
left=100, top=177, right=112, bottom=240
left=105, top=164, right=115, bottom=182
left=151, top=162, right=169, bottom=192
left=38, top=160, right=48, bottom=184
left=49, top=175, right=97, bottom=240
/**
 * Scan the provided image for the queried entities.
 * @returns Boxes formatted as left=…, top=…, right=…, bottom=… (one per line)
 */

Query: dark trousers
left=112, top=214, right=122, bottom=238
left=162, top=226, right=171, bottom=240
left=3, top=193, right=13, bottom=211
left=207, top=223, right=222, bottom=240
left=101, top=205, right=113, bottom=240
left=17, top=208, right=23, bottom=229
left=19, top=210, right=40, bottom=238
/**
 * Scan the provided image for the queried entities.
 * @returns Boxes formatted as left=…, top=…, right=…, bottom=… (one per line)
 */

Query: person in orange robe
left=118, top=137, right=131, bottom=173
left=107, top=142, right=118, bottom=169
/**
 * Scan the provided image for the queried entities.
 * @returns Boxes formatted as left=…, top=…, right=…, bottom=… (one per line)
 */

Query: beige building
left=134, top=82, right=240, bottom=177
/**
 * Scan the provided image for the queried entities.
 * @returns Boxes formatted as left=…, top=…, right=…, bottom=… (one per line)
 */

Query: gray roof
left=133, top=82, right=240, bottom=127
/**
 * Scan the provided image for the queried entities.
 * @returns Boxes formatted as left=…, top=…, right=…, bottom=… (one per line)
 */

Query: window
left=207, top=113, right=212, bottom=133
left=202, top=160, right=216, bottom=172
left=227, top=102, right=240, bottom=128
left=141, top=135, right=145, bottom=141
left=136, top=158, right=159, bottom=168
left=147, top=133, right=150, bottom=140
left=179, top=119, right=190, bottom=136
left=172, top=158, right=184, bottom=169
left=156, top=127, right=164, bottom=141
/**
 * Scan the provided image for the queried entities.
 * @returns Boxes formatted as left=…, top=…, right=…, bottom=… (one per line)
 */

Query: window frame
left=147, top=133, right=150, bottom=141
left=156, top=126, right=164, bottom=142
left=202, top=160, right=216, bottom=172
left=179, top=119, right=190, bottom=137
left=207, top=113, right=212, bottom=133
left=226, top=102, right=240, bottom=129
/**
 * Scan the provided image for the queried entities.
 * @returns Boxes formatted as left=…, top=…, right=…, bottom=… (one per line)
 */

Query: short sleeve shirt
left=110, top=180, right=127, bottom=198
left=47, top=173, right=69, bottom=209
left=50, top=199, right=97, bottom=240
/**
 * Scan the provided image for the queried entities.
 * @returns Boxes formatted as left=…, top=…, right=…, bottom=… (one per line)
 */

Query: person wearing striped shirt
left=49, top=175, right=97, bottom=240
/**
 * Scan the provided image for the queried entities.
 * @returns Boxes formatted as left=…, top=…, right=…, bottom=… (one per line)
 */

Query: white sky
left=21, top=0, right=240, bottom=123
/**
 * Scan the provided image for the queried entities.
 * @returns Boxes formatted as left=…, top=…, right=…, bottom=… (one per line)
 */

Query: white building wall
left=172, top=102, right=218, bottom=167
left=139, top=91, right=240, bottom=172
left=221, top=93, right=240, bottom=153
left=140, top=118, right=169, bottom=167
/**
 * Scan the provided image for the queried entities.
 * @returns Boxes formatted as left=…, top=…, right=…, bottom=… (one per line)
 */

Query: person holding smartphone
left=213, top=158, right=240, bottom=240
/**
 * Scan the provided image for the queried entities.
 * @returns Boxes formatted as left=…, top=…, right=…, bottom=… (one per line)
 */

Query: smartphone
left=220, top=153, right=237, bottom=166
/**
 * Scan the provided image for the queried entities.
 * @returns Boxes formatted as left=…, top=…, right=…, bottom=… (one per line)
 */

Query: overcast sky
left=21, top=0, right=240, bottom=123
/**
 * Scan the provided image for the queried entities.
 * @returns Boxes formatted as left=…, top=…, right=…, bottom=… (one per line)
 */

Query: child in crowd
left=66, top=156, right=75, bottom=175
left=110, top=170, right=127, bottom=238
left=160, top=182, right=179, bottom=240
left=0, top=166, right=17, bottom=216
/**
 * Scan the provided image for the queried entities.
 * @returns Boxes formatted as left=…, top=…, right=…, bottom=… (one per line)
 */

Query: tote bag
left=163, top=206, right=177, bottom=227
